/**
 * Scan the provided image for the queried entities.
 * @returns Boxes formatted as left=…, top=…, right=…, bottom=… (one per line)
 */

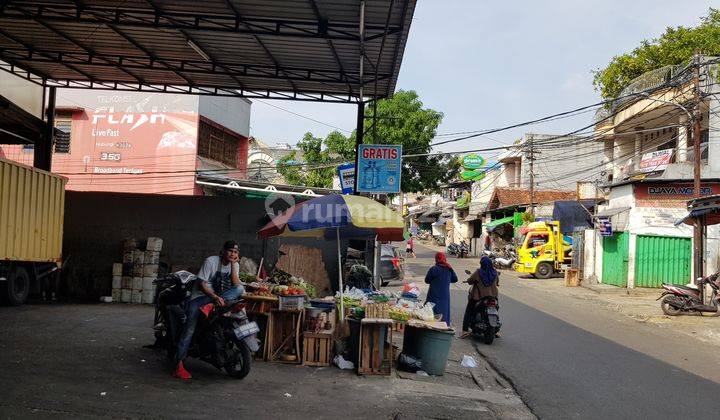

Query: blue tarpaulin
left=552, top=200, right=595, bottom=234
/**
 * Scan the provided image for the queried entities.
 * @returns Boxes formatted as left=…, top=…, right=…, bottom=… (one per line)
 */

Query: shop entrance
left=634, top=235, right=691, bottom=288
left=602, top=232, right=629, bottom=287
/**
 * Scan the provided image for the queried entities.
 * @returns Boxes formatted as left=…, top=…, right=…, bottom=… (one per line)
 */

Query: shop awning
left=485, top=216, right=514, bottom=232
left=595, top=207, right=630, bottom=218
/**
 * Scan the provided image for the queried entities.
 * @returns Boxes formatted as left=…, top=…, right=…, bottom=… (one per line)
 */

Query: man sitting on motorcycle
left=173, top=240, right=245, bottom=379
left=460, top=255, right=500, bottom=339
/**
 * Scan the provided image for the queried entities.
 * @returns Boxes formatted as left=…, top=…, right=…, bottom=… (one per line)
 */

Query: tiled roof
left=488, top=187, right=578, bottom=210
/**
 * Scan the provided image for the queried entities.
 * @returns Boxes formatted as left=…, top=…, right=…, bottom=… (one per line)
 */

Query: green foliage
left=361, top=90, right=457, bottom=193
left=520, top=211, right=535, bottom=224
left=277, top=90, right=455, bottom=192
left=593, top=8, right=720, bottom=99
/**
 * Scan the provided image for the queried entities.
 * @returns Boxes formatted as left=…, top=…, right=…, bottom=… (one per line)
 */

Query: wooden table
left=266, top=309, right=304, bottom=363
left=243, top=294, right=278, bottom=359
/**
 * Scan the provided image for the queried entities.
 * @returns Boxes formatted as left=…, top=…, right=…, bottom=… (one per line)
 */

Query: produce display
left=336, top=286, right=433, bottom=323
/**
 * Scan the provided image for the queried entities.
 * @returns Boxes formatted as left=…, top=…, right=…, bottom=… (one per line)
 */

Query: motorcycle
left=657, top=271, right=720, bottom=316
left=464, top=269, right=502, bottom=344
left=447, top=241, right=469, bottom=258
left=483, top=249, right=516, bottom=269
left=152, top=271, right=259, bottom=379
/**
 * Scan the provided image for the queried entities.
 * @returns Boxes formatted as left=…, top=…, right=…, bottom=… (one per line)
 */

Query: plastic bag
left=333, top=355, right=354, bottom=370
left=238, top=257, right=258, bottom=275
left=460, top=355, right=478, bottom=368
left=413, top=302, right=436, bottom=321
left=402, top=282, right=420, bottom=297
left=397, top=353, right=423, bottom=373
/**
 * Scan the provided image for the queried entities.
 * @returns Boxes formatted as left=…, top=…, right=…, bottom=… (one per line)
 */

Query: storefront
left=595, top=180, right=720, bottom=288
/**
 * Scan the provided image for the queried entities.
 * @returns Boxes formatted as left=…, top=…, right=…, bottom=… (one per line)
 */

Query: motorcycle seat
left=664, top=283, right=698, bottom=291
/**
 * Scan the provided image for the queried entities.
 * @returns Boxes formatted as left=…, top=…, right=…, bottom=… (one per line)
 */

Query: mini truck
left=0, top=158, right=67, bottom=305
left=515, top=221, right=572, bottom=279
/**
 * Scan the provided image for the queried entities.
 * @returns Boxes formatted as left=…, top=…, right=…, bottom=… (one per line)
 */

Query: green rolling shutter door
left=634, top=235, right=691, bottom=288
left=602, top=232, right=629, bottom=287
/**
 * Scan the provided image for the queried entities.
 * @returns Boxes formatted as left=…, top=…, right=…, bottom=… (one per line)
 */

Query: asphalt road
left=405, top=244, right=720, bottom=419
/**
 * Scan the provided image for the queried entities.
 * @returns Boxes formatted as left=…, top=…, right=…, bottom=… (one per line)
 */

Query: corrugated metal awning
left=0, top=1, right=417, bottom=103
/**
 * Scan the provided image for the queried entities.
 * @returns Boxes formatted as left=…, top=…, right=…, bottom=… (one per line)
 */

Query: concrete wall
left=199, top=96, right=251, bottom=138
left=0, top=71, right=43, bottom=118
left=60, top=191, right=343, bottom=299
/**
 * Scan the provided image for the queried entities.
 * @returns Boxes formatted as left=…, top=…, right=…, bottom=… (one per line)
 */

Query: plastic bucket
left=402, top=325, right=454, bottom=376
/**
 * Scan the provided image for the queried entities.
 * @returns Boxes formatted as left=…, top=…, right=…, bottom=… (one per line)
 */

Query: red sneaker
left=172, top=362, right=192, bottom=380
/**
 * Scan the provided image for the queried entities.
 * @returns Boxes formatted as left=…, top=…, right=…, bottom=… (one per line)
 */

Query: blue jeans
left=175, top=285, right=244, bottom=362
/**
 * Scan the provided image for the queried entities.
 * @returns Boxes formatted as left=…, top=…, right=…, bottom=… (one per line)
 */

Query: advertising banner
left=337, top=163, right=355, bottom=194
left=639, top=148, right=673, bottom=173
left=598, top=218, right=613, bottom=236
left=357, top=144, right=402, bottom=193
left=635, top=183, right=720, bottom=200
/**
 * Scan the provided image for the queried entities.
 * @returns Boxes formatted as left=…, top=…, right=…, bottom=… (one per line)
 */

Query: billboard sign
left=598, top=217, right=613, bottom=236
left=639, top=148, right=673, bottom=173
left=337, top=163, right=355, bottom=194
left=357, top=144, right=402, bottom=193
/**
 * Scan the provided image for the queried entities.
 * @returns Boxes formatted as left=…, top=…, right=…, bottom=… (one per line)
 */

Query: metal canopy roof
left=0, top=0, right=416, bottom=103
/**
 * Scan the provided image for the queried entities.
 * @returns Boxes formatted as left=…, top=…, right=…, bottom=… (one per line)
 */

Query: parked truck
left=515, top=221, right=572, bottom=279
left=0, top=158, right=66, bottom=305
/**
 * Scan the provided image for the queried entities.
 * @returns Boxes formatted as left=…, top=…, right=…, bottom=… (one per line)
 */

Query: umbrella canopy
left=258, top=194, right=405, bottom=241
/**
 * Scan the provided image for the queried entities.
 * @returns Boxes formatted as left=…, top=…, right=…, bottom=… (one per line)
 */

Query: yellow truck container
left=0, top=157, right=66, bottom=304
left=515, top=221, right=572, bottom=279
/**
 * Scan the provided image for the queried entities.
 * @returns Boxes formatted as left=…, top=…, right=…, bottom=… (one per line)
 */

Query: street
left=405, top=243, right=720, bottom=419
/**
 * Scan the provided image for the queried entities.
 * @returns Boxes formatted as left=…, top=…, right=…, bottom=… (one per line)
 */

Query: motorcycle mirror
left=464, top=269, right=472, bottom=275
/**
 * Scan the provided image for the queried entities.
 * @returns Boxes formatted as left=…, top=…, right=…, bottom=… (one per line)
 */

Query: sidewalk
left=512, top=275, right=720, bottom=346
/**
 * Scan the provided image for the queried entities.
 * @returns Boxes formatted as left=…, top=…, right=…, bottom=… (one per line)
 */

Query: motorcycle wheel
left=225, top=340, right=252, bottom=379
left=483, top=329, right=495, bottom=345
left=660, top=296, right=683, bottom=316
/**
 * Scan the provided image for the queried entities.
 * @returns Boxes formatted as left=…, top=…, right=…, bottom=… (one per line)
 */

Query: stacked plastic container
left=111, top=237, right=163, bottom=304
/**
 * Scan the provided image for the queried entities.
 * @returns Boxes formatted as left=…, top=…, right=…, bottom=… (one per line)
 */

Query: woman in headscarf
left=424, top=252, right=458, bottom=326
left=461, top=255, right=500, bottom=339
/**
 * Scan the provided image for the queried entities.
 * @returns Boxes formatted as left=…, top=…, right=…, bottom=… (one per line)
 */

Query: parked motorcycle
left=464, top=269, right=502, bottom=344
left=152, top=271, right=259, bottom=379
left=447, top=241, right=469, bottom=258
left=483, top=249, right=516, bottom=270
left=657, top=271, right=720, bottom=316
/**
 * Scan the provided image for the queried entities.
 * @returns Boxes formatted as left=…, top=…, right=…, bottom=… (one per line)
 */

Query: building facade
left=0, top=89, right=251, bottom=195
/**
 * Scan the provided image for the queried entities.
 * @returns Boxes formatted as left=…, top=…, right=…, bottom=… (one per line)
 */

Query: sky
left=248, top=0, right=713, bottom=160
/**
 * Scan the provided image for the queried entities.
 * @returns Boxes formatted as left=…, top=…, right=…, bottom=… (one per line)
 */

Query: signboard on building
left=460, top=153, right=486, bottom=181
left=598, top=218, right=613, bottom=236
left=634, top=183, right=720, bottom=200
left=639, top=148, right=673, bottom=173
left=357, top=144, right=402, bottom=193
left=337, top=163, right=355, bottom=194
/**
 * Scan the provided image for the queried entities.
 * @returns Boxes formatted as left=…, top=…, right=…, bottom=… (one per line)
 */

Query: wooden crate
left=302, top=332, right=333, bottom=366
left=266, top=309, right=304, bottom=363
left=564, top=268, right=580, bottom=287
left=357, top=319, right=394, bottom=376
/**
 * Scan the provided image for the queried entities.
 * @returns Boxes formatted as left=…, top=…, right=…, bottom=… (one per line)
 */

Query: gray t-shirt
left=191, top=256, right=239, bottom=299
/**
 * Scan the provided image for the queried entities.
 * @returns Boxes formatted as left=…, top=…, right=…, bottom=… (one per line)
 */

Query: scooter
left=483, top=249, right=516, bottom=270
left=464, top=269, right=502, bottom=344
left=657, top=271, right=720, bottom=316
left=152, top=271, right=259, bottom=379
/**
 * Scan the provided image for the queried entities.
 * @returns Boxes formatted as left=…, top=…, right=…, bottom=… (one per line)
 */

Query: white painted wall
left=583, top=229, right=597, bottom=282
left=0, top=71, right=43, bottom=118
left=199, top=96, right=251, bottom=137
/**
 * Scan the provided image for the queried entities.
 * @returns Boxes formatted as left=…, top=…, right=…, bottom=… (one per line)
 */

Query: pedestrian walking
left=406, top=235, right=416, bottom=258
left=424, top=252, right=458, bottom=326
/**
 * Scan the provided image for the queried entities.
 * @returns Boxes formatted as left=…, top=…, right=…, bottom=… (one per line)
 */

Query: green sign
left=462, top=154, right=485, bottom=170
left=460, top=170, right=486, bottom=181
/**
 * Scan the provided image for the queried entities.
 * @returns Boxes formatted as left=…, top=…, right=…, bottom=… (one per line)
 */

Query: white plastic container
left=142, top=264, right=159, bottom=277
left=146, top=237, right=163, bottom=252
left=121, top=276, right=132, bottom=289
left=131, top=290, right=142, bottom=304
left=112, top=276, right=122, bottom=289
left=111, top=288, right=121, bottom=302
left=141, top=290, right=155, bottom=304
left=142, top=277, right=155, bottom=290
left=132, top=277, right=143, bottom=290
left=120, top=289, right=131, bottom=303
left=112, top=263, right=123, bottom=276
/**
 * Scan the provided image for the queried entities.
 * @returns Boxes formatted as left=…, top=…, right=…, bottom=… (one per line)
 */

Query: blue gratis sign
left=357, top=144, right=402, bottom=193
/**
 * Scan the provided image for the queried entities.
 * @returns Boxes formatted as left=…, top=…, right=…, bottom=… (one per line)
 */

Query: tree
left=360, top=90, right=458, bottom=192
left=276, top=90, right=458, bottom=192
left=593, top=8, right=720, bottom=99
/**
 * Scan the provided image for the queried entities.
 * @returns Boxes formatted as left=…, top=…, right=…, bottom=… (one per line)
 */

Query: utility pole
left=528, top=134, right=535, bottom=217
left=691, top=54, right=705, bottom=297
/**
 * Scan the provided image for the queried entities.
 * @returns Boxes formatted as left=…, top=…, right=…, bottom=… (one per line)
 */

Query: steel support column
left=353, top=101, right=365, bottom=194
left=34, top=86, right=55, bottom=171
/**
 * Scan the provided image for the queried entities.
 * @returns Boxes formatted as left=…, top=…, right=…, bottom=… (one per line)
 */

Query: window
left=54, top=119, right=71, bottom=153
left=198, top=118, right=240, bottom=167
left=526, top=233, right=549, bottom=248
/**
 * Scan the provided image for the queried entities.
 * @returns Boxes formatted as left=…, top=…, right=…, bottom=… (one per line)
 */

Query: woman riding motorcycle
left=460, top=255, right=500, bottom=339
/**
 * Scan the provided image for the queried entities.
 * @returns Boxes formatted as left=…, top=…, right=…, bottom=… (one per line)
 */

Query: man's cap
left=223, top=240, right=239, bottom=251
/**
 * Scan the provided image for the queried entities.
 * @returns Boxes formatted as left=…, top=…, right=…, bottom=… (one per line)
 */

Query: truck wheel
left=4, top=266, right=30, bottom=305
left=534, top=262, right=553, bottom=279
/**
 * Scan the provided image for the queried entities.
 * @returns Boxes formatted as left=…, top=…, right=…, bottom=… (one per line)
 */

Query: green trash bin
left=402, top=325, right=454, bottom=376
